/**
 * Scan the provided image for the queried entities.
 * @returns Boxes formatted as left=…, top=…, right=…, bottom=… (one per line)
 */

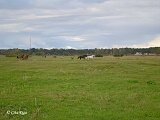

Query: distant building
left=135, top=52, right=156, bottom=56
left=135, top=52, right=142, bottom=55
left=144, top=53, right=148, bottom=55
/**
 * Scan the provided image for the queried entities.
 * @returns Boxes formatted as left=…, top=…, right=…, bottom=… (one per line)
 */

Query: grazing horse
left=22, top=55, right=29, bottom=60
left=77, top=55, right=87, bottom=60
left=85, top=55, right=95, bottom=60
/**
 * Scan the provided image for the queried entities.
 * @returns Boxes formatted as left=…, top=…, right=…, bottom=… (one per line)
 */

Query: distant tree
left=1, top=47, right=160, bottom=56
left=35, top=52, right=44, bottom=56
left=152, top=47, right=160, bottom=55
left=113, top=48, right=123, bottom=57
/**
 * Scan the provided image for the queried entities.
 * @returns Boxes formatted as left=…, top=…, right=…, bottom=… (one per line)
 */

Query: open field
left=0, top=55, right=160, bottom=120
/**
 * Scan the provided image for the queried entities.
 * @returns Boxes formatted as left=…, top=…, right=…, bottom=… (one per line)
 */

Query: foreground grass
left=0, top=55, right=160, bottom=120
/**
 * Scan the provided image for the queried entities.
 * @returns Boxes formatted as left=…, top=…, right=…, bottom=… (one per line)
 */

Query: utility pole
left=30, top=37, right=31, bottom=49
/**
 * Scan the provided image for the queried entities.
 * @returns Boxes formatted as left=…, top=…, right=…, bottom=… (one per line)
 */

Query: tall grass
left=0, top=55, right=160, bottom=119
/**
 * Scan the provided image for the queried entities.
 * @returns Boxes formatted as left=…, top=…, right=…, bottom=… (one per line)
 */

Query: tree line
left=1, top=47, right=160, bottom=57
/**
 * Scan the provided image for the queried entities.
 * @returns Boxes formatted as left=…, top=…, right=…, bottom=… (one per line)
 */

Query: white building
left=135, top=52, right=142, bottom=55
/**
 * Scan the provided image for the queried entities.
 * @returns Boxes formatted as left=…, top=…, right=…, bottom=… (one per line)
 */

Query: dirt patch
left=102, top=56, right=115, bottom=58
left=103, top=56, right=160, bottom=59
left=123, top=56, right=160, bottom=59
left=0, top=107, right=8, bottom=111
left=107, top=62, right=116, bottom=64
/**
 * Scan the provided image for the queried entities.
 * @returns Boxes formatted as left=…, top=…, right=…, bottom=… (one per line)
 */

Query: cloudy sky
left=0, top=0, right=160, bottom=49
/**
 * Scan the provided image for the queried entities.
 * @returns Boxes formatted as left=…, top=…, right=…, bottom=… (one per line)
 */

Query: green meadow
left=0, top=55, right=160, bottom=120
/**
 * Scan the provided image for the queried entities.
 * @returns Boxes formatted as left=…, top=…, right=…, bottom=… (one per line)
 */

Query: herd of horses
left=17, top=54, right=29, bottom=60
left=16, top=54, right=95, bottom=60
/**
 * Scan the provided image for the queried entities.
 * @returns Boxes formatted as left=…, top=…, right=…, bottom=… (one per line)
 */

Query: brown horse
left=22, top=55, right=29, bottom=60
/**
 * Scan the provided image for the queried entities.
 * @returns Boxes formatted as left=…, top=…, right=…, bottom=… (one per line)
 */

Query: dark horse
left=77, top=55, right=87, bottom=60
left=17, top=54, right=24, bottom=59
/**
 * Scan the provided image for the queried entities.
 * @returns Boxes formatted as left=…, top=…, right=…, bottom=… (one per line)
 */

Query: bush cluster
left=113, top=54, right=123, bottom=57
left=95, top=54, right=103, bottom=57
left=6, top=53, right=17, bottom=57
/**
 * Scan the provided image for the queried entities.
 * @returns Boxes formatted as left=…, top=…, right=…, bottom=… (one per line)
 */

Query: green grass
left=0, top=55, right=160, bottom=120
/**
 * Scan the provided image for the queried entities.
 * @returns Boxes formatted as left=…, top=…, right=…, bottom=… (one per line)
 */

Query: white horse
left=85, top=55, right=95, bottom=60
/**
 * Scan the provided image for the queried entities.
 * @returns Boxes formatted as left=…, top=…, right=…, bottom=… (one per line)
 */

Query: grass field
left=0, top=55, right=160, bottom=120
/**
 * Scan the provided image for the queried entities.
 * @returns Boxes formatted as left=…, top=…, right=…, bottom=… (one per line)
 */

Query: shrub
left=113, top=54, right=123, bottom=57
left=35, top=52, right=44, bottom=56
left=6, top=53, right=17, bottom=57
left=53, top=55, right=57, bottom=58
left=147, top=81, right=156, bottom=85
left=95, top=54, right=103, bottom=57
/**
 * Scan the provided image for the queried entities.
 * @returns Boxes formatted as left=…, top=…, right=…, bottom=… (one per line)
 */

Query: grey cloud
left=0, top=0, right=160, bottom=49
left=0, top=0, right=34, bottom=9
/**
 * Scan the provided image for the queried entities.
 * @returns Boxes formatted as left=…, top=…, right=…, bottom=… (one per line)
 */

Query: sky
left=0, top=0, right=160, bottom=49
